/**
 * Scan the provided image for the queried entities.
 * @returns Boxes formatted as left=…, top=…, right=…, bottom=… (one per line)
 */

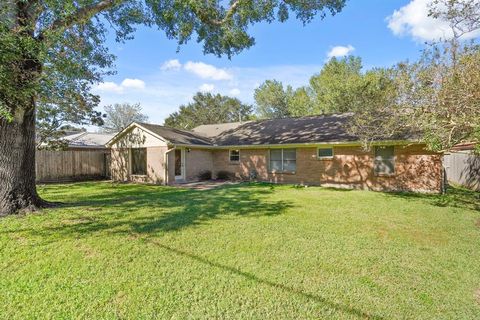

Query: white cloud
left=386, top=0, right=480, bottom=41
left=161, top=59, right=182, bottom=71
left=229, top=88, right=241, bottom=96
left=387, top=0, right=450, bottom=41
left=95, top=78, right=145, bottom=93
left=327, top=45, right=355, bottom=58
left=198, top=83, right=215, bottom=92
left=95, top=82, right=124, bottom=93
left=184, top=61, right=233, bottom=81
left=121, top=78, right=145, bottom=90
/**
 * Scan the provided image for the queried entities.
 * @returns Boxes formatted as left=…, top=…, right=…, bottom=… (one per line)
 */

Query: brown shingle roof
left=213, top=113, right=359, bottom=146
left=137, top=123, right=212, bottom=146
left=126, top=114, right=418, bottom=147
left=192, top=121, right=250, bottom=138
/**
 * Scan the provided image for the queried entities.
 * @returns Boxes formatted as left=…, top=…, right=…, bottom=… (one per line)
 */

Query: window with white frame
left=318, top=147, right=334, bottom=159
left=270, top=149, right=296, bottom=173
left=131, top=148, right=147, bottom=175
left=374, top=146, right=395, bottom=175
left=229, top=149, right=240, bottom=162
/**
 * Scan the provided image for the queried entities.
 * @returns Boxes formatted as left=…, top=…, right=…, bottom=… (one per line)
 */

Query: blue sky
left=92, top=0, right=469, bottom=127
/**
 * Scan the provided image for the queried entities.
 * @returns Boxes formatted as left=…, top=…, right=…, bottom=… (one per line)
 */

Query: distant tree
left=103, top=103, right=148, bottom=133
left=287, top=86, right=315, bottom=117
left=164, top=92, right=253, bottom=130
left=309, top=56, right=363, bottom=114
left=254, top=80, right=292, bottom=119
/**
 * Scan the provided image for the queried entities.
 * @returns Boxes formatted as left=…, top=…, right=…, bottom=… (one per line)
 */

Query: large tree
left=0, top=0, right=346, bottom=215
left=164, top=92, right=252, bottom=130
left=103, top=102, right=148, bottom=133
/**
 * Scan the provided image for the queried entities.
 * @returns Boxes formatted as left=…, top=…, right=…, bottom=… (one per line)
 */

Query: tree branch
left=201, top=0, right=242, bottom=26
left=40, top=0, right=122, bottom=37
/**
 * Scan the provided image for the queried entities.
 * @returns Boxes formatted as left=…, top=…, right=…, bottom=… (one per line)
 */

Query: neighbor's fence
left=36, top=149, right=110, bottom=183
left=443, top=151, right=480, bottom=191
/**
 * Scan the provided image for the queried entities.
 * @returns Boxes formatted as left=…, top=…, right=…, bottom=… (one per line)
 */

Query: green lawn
left=1, top=182, right=479, bottom=319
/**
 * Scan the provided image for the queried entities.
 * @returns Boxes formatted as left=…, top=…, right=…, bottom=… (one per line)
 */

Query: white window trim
left=269, top=148, right=297, bottom=174
left=317, top=147, right=334, bottom=160
left=229, top=149, right=240, bottom=163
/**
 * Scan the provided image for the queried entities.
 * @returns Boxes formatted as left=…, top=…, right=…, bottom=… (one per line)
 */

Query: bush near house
left=197, top=170, right=212, bottom=181
left=216, top=170, right=235, bottom=180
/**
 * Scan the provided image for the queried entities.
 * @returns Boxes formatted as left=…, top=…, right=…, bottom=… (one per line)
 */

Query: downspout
left=164, top=147, right=176, bottom=186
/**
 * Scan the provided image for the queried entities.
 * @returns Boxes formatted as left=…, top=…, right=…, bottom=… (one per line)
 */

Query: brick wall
left=212, top=145, right=442, bottom=193
left=185, top=149, right=213, bottom=181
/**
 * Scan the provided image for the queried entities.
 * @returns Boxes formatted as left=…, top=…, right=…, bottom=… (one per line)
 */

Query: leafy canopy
left=164, top=92, right=253, bottom=130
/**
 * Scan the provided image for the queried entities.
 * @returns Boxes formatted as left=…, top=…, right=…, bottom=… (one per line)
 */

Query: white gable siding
left=110, top=126, right=168, bottom=149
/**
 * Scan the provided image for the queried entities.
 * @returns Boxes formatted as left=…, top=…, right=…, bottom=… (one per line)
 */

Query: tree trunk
left=0, top=99, right=48, bottom=216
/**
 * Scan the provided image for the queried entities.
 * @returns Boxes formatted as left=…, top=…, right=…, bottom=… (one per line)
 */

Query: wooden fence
left=443, top=151, right=480, bottom=191
left=36, top=150, right=110, bottom=183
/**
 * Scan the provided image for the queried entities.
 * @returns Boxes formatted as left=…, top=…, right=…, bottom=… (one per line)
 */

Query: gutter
left=171, top=139, right=425, bottom=150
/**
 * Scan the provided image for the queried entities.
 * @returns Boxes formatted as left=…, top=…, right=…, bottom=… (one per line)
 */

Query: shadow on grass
left=8, top=183, right=293, bottom=239
left=147, top=239, right=384, bottom=320
left=383, top=186, right=480, bottom=212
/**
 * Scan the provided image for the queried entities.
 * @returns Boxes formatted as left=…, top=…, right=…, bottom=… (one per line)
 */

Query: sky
left=90, top=0, right=474, bottom=129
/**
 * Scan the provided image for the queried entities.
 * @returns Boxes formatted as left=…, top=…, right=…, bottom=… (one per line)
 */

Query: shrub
left=216, top=170, right=234, bottom=181
left=197, top=170, right=212, bottom=181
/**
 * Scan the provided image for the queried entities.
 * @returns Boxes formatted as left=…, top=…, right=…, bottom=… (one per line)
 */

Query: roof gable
left=106, top=122, right=212, bottom=147
left=137, top=123, right=212, bottom=146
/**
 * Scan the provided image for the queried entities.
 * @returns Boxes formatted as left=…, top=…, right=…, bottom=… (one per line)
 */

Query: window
left=374, top=146, right=395, bottom=175
left=229, top=150, right=240, bottom=162
left=318, top=147, right=334, bottom=159
left=270, top=149, right=296, bottom=173
left=131, top=148, right=147, bottom=175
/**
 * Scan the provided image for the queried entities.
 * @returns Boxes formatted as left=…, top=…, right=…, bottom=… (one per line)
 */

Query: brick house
left=106, top=113, right=443, bottom=193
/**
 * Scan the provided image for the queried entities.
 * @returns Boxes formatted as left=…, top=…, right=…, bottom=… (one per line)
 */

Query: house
left=60, top=132, right=117, bottom=151
left=106, top=113, right=443, bottom=193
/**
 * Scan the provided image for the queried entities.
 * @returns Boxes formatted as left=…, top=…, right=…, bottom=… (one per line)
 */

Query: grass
left=0, top=182, right=479, bottom=319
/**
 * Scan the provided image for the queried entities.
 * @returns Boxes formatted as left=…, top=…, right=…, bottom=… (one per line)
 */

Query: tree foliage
left=164, top=92, right=253, bottom=130
left=309, top=56, right=363, bottom=114
left=254, top=80, right=292, bottom=119
left=254, top=56, right=366, bottom=118
left=103, top=102, right=148, bottom=133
